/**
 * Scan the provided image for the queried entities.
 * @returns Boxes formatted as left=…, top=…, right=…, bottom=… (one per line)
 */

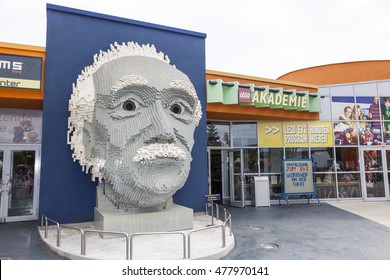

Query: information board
left=280, top=158, right=320, bottom=206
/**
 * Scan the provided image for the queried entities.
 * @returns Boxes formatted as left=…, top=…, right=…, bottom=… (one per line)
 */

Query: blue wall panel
left=41, top=4, right=207, bottom=223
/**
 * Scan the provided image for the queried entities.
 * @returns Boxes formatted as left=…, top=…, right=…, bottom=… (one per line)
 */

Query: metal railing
left=188, top=224, right=225, bottom=258
left=130, top=231, right=186, bottom=260
left=83, top=230, right=130, bottom=259
left=40, top=204, right=232, bottom=260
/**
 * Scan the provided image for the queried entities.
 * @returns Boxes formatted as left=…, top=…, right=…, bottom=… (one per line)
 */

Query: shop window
left=335, top=146, right=361, bottom=198
left=383, top=122, right=390, bottom=145
left=380, top=97, right=390, bottom=144
left=315, top=173, right=336, bottom=199
left=207, top=122, right=230, bottom=147
left=269, top=174, right=281, bottom=200
left=331, top=96, right=355, bottom=121
left=335, top=147, right=359, bottom=171
left=259, top=148, right=282, bottom=173
left=285, top=148, right=309, bottom=159
left=311, top=147, right=334, bottom=172
left=319, top=96, right=331, bottom=121
left=243, top=148, right=258, bottom=173
left=358, top=121, right=383, bottom=145
left=354, top=96, right=382, bottom=145
left=232, top=122, right=257, bottom=147
left=367, top=173, right=385, bottom=198
left=363, top=150, right=382, bottom=171
left=333, top=121, right=358, bottom=145
left=337, top=173, right=361, bottom=198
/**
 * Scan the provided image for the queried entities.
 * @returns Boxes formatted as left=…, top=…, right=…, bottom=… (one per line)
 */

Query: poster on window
left=0, top=108, right=42, bottom=144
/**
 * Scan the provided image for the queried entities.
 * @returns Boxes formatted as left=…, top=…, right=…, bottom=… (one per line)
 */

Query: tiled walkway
left=1, top=201, right=390, bottom=260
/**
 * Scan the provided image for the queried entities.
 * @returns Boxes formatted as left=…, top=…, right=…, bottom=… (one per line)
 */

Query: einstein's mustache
left=132, top=143, right=186, bottom=163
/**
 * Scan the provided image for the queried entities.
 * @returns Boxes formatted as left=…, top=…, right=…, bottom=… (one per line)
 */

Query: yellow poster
left=308, top=122, right=333, bottom=147
left=258, top=121, right=283, bottom=147
left=283, top=122, right=308, bottom=147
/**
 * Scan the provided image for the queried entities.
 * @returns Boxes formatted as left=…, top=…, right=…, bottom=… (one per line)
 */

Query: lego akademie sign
left=0, top=54, right=42, bottom=90
left=207, top=79, right=321, bottom=112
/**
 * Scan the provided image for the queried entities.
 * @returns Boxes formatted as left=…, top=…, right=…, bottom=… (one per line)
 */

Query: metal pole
left=182, top=233, right=186, bottom=259
left=126, top=236, right=130, bottom=260
left=130, top=235, right=134, bottom=260
left=56, top=225, right=60, bottom=247
left=188, top=234, right=191, bottom=259
left=222, top=225, right=226, bottom=248
left=81, top=232, right=86, bottom=255
left=44, top=217, right=48, bottom=238
left=210, top=200, right=214, bottom=226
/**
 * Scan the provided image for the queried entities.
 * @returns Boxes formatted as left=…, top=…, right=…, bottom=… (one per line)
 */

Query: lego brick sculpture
left=68, top=42, right=202, bottom=211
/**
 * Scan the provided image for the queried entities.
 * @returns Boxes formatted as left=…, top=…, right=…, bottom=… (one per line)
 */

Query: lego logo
left=239, top=92, right=250, bottom=99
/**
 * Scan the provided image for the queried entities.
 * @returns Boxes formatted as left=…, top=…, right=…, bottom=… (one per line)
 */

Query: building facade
left=0, top=42, right=45, bottom=222
left=206, top=70, right=390, bottom=206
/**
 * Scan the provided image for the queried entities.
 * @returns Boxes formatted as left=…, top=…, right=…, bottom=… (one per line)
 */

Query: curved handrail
left=83, top=230, right=130, bottom=260
left=187, top=224, right=225, bottom=258
left=41, top=204, right=233, bottom=260
left=130, top=231, right=186, bottom=260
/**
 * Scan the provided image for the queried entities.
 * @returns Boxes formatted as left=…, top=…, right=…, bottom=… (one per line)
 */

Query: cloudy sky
left=1, top=0, right=390, bottom=79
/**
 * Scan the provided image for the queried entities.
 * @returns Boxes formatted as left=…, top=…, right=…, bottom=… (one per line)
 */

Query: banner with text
left=0, top=53, right=43, bottom=90
left=283, top=121, right=308, bottom=147
left=0, top=108, right=42, bottom=144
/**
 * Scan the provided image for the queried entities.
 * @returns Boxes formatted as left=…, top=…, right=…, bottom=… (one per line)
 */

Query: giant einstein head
left=68, top=42, right=202, bottom=209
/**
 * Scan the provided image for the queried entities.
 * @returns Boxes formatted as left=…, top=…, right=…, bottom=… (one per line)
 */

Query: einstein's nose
left=144, top=100, right=176, bottom=144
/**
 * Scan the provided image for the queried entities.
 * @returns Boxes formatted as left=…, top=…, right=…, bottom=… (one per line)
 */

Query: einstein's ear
left=82, top=122, right=93, bottom=160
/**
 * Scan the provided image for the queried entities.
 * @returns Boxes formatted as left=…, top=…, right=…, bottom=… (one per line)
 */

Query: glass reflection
left=243, top=175, right=254, bottom=201
left=315, top=173, right=336, bottom=199
left=207, top=122, right=230, bottom=147
left=285, top=148, right=309, bottom=159
left=337, top=173, right=361, bottom=198
left=363, top=150, right=382, bottom=171
left=260, top=148, right=282, bottom=173
left=336, top=147, right=359, bottom=171
left=311, top=147, right=334, bottom=172
left=243, top=148, right=258, bottom=173
left=232, top=123, right=257, bottom=147
left=365, top=172, right=385, bottom=198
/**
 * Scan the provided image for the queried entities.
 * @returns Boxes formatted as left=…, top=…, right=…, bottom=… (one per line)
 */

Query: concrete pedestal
left=94, top=204, right=193, bottom=236
left=94, top=184, right=193, bottom=236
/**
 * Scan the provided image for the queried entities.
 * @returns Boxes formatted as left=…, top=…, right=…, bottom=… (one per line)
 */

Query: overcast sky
left=1, top=0, right=390, bottom=79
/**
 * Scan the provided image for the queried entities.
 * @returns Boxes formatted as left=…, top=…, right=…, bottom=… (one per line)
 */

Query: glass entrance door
left=227, top=148, right=259, bottom=207
left=0, top=145, right=40, bottom=222
left=230, top=150, right=245, bottom=207
left=208, top=149, right=230, bottom=204
left=360, top=147, right=389, bottom=200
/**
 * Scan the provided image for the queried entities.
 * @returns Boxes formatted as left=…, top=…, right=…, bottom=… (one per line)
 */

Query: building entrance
left=208, top=148, right=258, bottom=207
left=0, top=145, right=40, bottom=223
left=360, top=147, right=390, bottom=201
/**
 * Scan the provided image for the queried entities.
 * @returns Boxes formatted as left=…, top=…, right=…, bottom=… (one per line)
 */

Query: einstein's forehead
left=110, top=74, right=195, bottom=97
left=93, top=56, right=193, bottom=93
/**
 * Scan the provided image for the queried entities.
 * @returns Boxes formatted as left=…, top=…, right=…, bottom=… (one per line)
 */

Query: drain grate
left=259, top=243, right=279, bottom=249
left=247, top=225, right=264, bottom=230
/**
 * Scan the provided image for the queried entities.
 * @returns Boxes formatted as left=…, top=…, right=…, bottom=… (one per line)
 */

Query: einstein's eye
left=170, top=104, right=182, bottom=114
left=123, top=100, right=136, bottom=111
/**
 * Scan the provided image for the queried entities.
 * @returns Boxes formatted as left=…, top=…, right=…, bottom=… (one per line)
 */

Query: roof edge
left=207, top=69, right=318, bottom=89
